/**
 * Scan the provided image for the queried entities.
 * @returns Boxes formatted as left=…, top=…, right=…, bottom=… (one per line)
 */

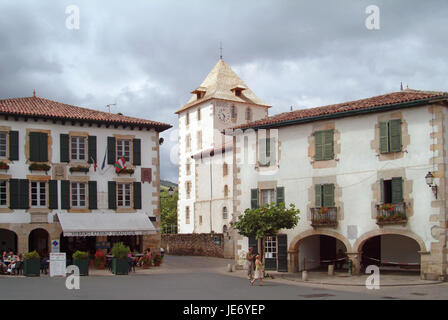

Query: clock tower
left=175, top=59, right=270, bottom=235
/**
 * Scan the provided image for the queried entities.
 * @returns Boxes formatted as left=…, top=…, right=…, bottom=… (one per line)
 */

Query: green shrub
left=72, top=250, right=89, bottom=260
left=24, top=250, right=40, bottom=260
left=111, top=242, right=130, bottom=260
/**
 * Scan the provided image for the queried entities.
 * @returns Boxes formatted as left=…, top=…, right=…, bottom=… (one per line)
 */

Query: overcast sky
left=1, top=0, right=447, bottom=182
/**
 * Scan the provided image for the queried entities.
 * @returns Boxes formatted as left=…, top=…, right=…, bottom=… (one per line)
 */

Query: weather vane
left=219, top=41, right=223, bottom=60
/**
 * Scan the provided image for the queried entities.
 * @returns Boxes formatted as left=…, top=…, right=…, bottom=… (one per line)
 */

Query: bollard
left=328, top=264, right=334, bottom=276
left=348, top=259, right=353, bottom=276
left=302, top=270, right=308, bottom=281
left=227, top=264, right=233, bottom=272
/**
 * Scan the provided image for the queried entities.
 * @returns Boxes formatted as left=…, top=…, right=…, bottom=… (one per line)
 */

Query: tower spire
left=219, top=41, right=223, bottom=60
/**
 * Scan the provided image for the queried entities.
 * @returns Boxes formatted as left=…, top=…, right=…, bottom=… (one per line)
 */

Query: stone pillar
left=346, top=251, right=361, bottom=275
left=288, top=250, right=298, bottom=273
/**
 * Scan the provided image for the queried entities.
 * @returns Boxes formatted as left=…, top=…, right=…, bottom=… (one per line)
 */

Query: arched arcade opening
left=0, top=229, right=18, bottom=253
left=28, top=228, right=49, bottom=257
left=360, top=234, right=421, bottom=273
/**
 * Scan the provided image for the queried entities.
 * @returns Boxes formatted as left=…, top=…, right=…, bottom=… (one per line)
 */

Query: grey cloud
left=1, top=0, right=447, bottom=182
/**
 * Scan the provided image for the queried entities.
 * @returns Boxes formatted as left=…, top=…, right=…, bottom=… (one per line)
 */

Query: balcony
left=310, top=207, right=338, bottom=227
left=376, top=203, right=407, bottom=225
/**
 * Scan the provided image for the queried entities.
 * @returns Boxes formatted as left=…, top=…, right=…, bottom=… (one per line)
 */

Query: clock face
left=216, top=106, right=230, bottom=123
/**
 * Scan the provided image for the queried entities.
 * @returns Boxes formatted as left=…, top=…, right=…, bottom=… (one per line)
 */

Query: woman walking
left=250, top=254, right=264, bottom=286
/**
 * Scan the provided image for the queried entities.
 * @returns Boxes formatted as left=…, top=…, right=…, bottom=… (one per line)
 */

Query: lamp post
left=425, top=171, right=438, bottom=199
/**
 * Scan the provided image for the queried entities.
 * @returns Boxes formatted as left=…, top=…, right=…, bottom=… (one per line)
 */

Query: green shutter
left=133, top=182, right=142, bottom=209
left=88, top=136, right=97, bottom=164
left=61, top=180, right=70, bottom=210
left=9, top=131, right=19, bottom=161
left=132, top=139, right=141, bottom=166
left=379, top=122, right=389, bottom=153
left=380, top=178, right=385, bottom=204
left=29, top=132, right=40, bottom=161
left=10, top=179, right=28, bottom=209
left=389, top=119, right=402, bottom=152
left=277, top=234, right=288, bottom=272
left=391, top=177, right=403, bottom=204
left=315, top=184, right=322, bottom=207
left=323, top=184, right=335, bottom=207
left=276, top=186, right=285, bottom=206
left=60, top=134, right=69, bottom=162
left=323, top=130, right=334, bottom=160
left=107, top=137, right=116, bottom=164
left=39, top=133, right=48, bottom=162
left=19, top=179, right=29, bottom=209
left=49, top=180, right=58, bottom=209
left=314, top=131, right=324, bottom=161
left=88, top=181, right=97, bottom=210
left=9, top=179, right=19, bottom=209
left=251, top=188, right=259, bottom=209
left=108, top=181, right=117, bottom=209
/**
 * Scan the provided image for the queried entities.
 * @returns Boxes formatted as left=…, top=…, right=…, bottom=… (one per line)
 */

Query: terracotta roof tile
left=233, top=89, right=448, bottom=130
left=0, top=96, right=172, bottom=131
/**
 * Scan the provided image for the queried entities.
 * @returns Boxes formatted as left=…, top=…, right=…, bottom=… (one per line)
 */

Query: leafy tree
left=160, top=188, right=178, bottom=234
left=232, top=202, right=300, bottom=263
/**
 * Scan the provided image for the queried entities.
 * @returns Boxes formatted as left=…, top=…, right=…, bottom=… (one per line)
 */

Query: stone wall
left=161, top=233, right=224, bottom=257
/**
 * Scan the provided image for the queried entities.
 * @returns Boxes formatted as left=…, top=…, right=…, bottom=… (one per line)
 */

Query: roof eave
left=0, top=111, right=172, bottom=132
left=231, top=95, right=448, bottom=132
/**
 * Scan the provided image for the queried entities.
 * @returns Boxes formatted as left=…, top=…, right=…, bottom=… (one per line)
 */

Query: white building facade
left=0, top=95, right=171, bottom=257
left=230, top=90, right=448, bottom=280
left=176, top=59, right=269, bottom=242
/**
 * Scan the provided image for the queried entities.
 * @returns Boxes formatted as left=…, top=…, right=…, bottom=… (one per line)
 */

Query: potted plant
left=317, top=207, right=329, bottom=215
left=152, top=254, right=162, bottom=267
left=69, top=166, right=90, bottom=173
left=94, top=250, right=106, bottom=269
left=29, top=163, right=51, bottom=172
left=0, top=161, right=9, bottom=170
left=72, top=250, right=89, bottom=276
left=117, top=168, right=135, bottom=175
left=24, top=250, right=40, bottom=277
left=111, top=242, right=130, bottom=275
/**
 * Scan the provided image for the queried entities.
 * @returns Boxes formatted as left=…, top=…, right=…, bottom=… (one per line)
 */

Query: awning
left=57, top=213, right=158, bottom=237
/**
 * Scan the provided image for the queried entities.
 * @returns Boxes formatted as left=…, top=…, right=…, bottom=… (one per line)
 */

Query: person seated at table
left=0, top=252, right=7, bottom=274
left=6, top=254, right=19, bottom=275
left=11, top=254, right=23, bottom=275
left=138, top=248, right=152, bottom=267
left=7, top=251, right=16, bottom=261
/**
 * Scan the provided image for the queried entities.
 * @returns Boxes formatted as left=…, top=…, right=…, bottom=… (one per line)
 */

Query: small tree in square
left=232, top=202, right=300, bottom=264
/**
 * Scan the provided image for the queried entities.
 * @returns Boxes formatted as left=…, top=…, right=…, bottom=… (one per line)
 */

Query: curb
left=279, top=275, right=444, bottom=287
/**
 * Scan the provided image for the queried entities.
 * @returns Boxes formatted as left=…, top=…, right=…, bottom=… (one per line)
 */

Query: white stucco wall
left=0, top=117, right=160, bottom=225
left=235, top=105, right=440, bottom=263
left=178, top=99, right=268, bottom=234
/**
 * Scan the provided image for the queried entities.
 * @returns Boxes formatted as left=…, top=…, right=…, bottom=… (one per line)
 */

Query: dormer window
left=231, top=85, right=246, bottom=97
left=191, top=87, right=206, bottom=100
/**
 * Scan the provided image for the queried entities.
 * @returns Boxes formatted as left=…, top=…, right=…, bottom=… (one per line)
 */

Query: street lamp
left=425, top=171, right=438, bottom=199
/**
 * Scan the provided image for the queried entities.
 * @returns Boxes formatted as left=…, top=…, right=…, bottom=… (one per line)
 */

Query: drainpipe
left=210, top=159, right=213, bottom=233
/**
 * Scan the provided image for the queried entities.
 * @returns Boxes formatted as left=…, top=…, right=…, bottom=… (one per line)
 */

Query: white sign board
left=51, top=239, right=60, bottom=253
left=50, top=252, right=66, bottom=277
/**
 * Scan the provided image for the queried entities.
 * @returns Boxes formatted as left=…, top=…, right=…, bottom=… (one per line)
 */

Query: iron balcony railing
left=310, top=207, right=338, bottom=227
left=375, top=202, right=407, bottom=225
